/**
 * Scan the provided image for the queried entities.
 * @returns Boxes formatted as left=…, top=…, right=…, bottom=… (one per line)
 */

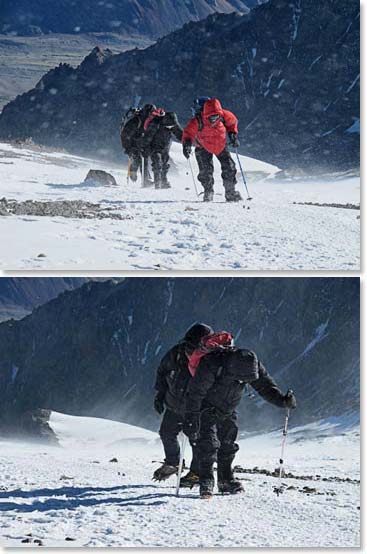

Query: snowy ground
left=0, top=412, right=360, bottom=548
left=0, top=141, right=360, bottom=270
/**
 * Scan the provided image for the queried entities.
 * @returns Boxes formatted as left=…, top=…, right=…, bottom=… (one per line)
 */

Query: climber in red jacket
left=182, top=97, right=242, bottom=202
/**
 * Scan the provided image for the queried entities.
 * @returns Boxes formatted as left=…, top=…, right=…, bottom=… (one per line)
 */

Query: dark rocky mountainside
left=0, top=33, right=152, bottom=109
left=0, top=278, right=359, bottom=438
left=0, top=0, right=252, bottom=38
left=0, top=277, right=88, bottom=322
left=0, top=0, right=359, bottom=172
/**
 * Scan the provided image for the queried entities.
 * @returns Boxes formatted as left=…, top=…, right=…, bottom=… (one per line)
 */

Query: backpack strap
left=197, top=113, right=204, bottom=131
left=216, top=364, right=224, bottom=379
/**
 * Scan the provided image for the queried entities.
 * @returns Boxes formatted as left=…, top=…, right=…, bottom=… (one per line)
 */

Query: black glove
left=283, top=389, right=297, bottom=409
left=183, top=413, right=199, bottom=442
left=229, top=132, right=240, bottom=148
left=154, top=394, right=165, bottom=415
left=183, top=140, right=192, bottom=159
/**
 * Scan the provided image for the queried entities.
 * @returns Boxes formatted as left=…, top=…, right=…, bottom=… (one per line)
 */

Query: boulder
left=84, top=169, right=117, bottom=186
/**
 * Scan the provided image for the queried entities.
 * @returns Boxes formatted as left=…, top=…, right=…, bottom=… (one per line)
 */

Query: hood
left=183, top=323, right=214, bottom=348
left=203, top=98, right=224, bottom=118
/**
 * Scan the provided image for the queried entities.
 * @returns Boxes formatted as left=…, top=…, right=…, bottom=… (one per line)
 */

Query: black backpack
left=217, top=348, right=259, bottom=384
left=120, top=107, right=141, bottom=134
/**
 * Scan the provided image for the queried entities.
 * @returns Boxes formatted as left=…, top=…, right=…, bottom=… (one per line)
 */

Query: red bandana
left=144, top=108, right=166, bottom=131
left=187, top=331, right=233, bottom=377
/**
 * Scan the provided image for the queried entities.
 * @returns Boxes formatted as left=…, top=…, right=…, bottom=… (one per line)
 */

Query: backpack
left=120, top=107, right=141, bottom=134
left=220, top=348, right=260, bottom=383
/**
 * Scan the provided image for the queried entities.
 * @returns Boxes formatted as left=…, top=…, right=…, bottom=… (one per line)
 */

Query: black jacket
left=142, top=112, right=183, bottom=154
left=185, top=348, right=285, bottom=418
left=155, top=342, right=191, bottom=416
left=120, top=112, right=144, bottom=154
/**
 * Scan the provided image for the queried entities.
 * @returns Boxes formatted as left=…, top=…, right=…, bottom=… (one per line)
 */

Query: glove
left=283, top=389, right=297, bottom=409
left=183, top=413, right=199, bottom=442
left=183, top=140, right=192, bottom=159
left=154, top=394, right=165, bottom=415
left=229, top=132, right=240, bottom=148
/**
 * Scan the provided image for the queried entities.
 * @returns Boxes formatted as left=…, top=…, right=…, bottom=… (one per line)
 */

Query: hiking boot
left=225, top=190, right=243, bottom=202
left=160, top=180, right=171, bottom=189
left=203, top=190, right=214, bottom=202
left=142, top=178, right=154, bottom=188
left=152, top=463, right=178, bottom=482
left=180, top=470, right=200, bottom=488
left=218, top=479, right=244, bottom=494
left=200, top=478, right=214, bottom=499
left=129, top=169, right=138, bottom=182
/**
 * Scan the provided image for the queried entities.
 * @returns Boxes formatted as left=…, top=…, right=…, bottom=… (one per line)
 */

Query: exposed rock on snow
left=293, top=201, right=360, bottom=210
left=234, top=466, right=360, bottom=484
left=0, top=198, right=131, bottom=220
left=84, top=169, right=117, bottom=187
left=0, top=408, right=58, bottom=444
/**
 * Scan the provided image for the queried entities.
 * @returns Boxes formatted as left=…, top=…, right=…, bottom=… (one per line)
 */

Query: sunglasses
left=208, top=114, right=221, bottom=124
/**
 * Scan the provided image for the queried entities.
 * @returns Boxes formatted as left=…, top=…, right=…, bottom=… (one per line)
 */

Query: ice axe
left=273, top=397, right=292, bottom=496
left=235, top=148, right=253, bottom=201
left=175, top=432, right=188, bottom=497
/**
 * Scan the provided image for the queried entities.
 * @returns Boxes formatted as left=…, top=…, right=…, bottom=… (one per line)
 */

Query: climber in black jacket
left=152, top=322, right=214, bottom=485
left=183, top=345, right=297, bottom=498
left=140, top=109, right=183, bottom=189
left=120, top=105, right=153, bottom=186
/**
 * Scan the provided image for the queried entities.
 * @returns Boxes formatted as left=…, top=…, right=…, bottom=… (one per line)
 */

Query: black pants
left=197, top=409, right=239, bottom=481
left=151, top=147, right=170, bottom=185
left=127, top=148, right=151, bottom=183
left=195, top=146, right=237, bottom=193
left=159, top=409, right=200, bottom=473
left=127, top=147, right=141, bottom=174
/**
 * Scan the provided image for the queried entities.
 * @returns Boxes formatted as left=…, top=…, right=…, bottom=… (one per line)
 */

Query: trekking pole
left=176, top=432, right=188, bottom=497
left=141, top=156, right=145, bottom=187
left=235, top=148, right=253, bottom=200
left=188, top=157, right=200, bottom=197
left=278, top=407, right=290, bottom=479
left=274, top=405, right=291, bottom=496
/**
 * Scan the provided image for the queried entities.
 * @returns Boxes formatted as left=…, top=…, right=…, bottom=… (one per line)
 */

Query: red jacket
left=182, top=98, right=238, bottom=155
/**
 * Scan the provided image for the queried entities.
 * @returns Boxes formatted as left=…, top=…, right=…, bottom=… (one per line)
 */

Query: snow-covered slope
left=0, top=412, right=360, bottom=547
left=0, top=141, right=359, bottom=270
left=49, top=412, right=157, bottom=450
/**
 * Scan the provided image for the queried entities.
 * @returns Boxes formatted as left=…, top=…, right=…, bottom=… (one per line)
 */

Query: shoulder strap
left=197, top=113, right=204, bottom=131
left=216, top=364, right=224, bottom=379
